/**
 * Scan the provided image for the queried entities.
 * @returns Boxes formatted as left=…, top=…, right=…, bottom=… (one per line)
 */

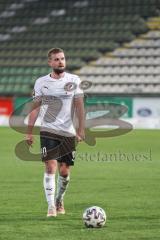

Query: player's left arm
left=74, top=96, right=85, bottom=141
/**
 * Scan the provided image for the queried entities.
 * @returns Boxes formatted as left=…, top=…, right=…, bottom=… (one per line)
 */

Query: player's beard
left=53, top=67, right=65, bottom=74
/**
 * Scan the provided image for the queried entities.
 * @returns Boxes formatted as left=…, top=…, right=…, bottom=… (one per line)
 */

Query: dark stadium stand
left=0, top=0, right=160, bottom=96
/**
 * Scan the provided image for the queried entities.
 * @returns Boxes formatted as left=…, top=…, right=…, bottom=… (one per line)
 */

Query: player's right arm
left=26, top=101, right=41, bottom=146
left=26, top=77, right=42, bottom=146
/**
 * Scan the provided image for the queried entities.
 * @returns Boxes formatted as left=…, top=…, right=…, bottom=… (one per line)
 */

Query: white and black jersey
left=33, top=72, right=83, bottom=136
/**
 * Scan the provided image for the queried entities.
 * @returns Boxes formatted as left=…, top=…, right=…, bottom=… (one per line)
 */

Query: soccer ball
left=82, top=206, right=106, bottom=228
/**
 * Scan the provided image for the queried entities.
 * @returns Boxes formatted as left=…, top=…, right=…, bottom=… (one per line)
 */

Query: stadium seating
left=0, top=0, right=160, bottom=96
left=79, top=16, right=160, bottom=95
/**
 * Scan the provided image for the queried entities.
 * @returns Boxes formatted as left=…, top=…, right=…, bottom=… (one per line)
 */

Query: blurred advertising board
left=0, top=97, right=13, bottom=116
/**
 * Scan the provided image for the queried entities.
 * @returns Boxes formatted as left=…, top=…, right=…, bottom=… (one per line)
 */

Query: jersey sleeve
left=32, top=79, right=42, bottom=102
left=74, top=77, right=84, bottom=98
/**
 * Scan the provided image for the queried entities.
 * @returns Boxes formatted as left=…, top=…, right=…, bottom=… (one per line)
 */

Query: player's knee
left=60, top=167, right=70, bottom=177
left=45, top=160, right=56, bottom=174
left=59, top=168, right=70, bottom=178
left=59, top=163, right=70, bottom=176
left=60, top=170, right=70, bottom=178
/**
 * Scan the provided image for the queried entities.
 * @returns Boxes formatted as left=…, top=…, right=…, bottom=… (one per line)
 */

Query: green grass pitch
left=0, top=127, right=160, bottom=240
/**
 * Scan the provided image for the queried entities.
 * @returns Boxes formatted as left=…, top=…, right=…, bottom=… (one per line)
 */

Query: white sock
left=56, top=175, right=70, bottom=202
left=43, top=173, right=56, bottom=207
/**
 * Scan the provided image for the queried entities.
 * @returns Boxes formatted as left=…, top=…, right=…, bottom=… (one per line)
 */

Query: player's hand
left=76, top=129, right=85, bottom=142
left=26, top=134, right=34, bottom=147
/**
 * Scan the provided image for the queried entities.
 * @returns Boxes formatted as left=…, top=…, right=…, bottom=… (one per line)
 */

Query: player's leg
left=55, top=134, right=76, bottom=214
left=43, top=159, right=57, bottom=217
left=40, top=131, right=60, bottom=217
left=56, top=162, right=70, bottom=214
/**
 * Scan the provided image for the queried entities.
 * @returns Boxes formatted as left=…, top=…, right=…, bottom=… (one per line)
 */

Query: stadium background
left=0, top=1, right=160, bottom=240
left=0, top=0, right=160, bottom=128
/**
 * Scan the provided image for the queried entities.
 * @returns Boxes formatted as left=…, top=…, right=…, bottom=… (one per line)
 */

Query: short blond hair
left=47, top=48, right=64, bottom=59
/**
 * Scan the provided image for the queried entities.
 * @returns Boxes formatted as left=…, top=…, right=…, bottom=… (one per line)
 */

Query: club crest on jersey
left=64, top=82, right=76, bottom=92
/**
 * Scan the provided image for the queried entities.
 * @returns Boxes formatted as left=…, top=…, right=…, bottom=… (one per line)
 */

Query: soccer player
left=26, top=48, right=85, bottom=217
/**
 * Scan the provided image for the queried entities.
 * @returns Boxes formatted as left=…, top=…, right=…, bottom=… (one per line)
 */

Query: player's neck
left=50, top=72, right=65, bottom=79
